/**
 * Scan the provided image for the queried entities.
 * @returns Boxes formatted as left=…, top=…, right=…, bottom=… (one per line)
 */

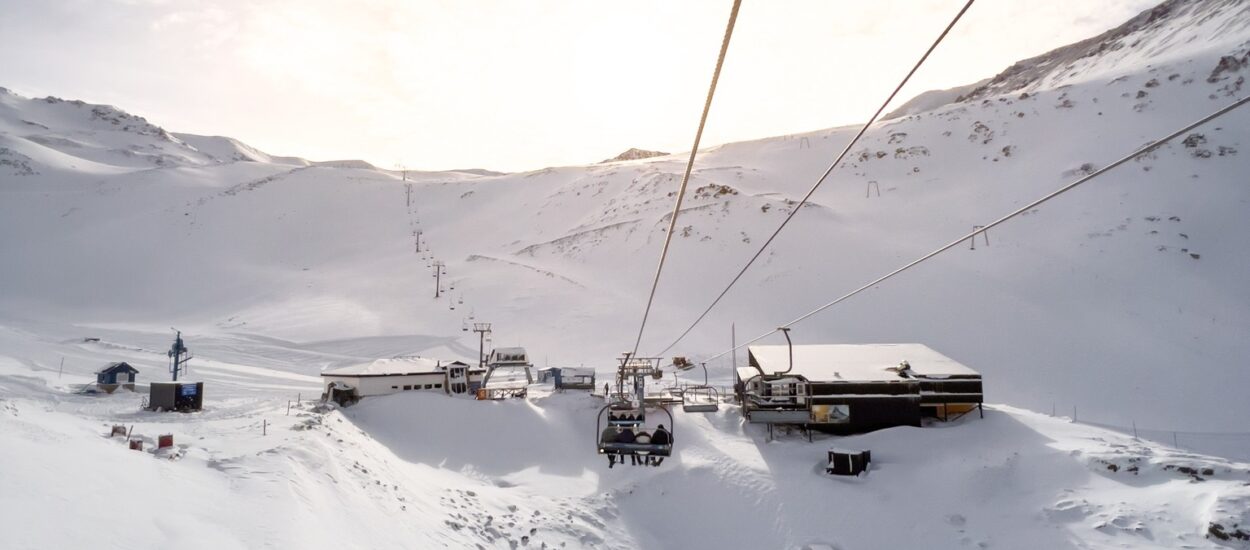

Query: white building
left=321, top=356, right=484, bottom=405
left=555, top=367, right=596, bottom=390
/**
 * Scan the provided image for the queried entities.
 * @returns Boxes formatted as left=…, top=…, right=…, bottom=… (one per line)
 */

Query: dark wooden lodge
left=735, top=344, right=983, bottom=435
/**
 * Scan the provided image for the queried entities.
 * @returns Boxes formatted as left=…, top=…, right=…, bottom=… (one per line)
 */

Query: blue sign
left=180, top=384, right=198, bottom=397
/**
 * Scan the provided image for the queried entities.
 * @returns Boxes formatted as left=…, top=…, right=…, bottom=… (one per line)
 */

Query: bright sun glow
left=0, top=0, right=1158, bottom=171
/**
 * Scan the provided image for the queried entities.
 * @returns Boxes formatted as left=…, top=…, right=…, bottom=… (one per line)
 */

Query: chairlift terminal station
left=736, top=343, right=983, bottom=434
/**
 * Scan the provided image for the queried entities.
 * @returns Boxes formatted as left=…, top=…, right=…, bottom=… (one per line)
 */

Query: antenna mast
left=168, top=329, right=192, bottom=381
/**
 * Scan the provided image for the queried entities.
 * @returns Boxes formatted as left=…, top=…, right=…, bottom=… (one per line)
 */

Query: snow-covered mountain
left=3, top=0, right=1250, bottom=548
left=962, top=0, right=1250, bottom=101
left=600, top=147, right=671, bottom=163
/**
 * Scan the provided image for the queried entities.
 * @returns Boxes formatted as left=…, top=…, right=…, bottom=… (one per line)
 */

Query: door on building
left=448, top=366, right=468, bottom=394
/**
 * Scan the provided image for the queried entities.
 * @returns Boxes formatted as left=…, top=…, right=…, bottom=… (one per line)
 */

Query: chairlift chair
left=596, top=403, right=674, bottom=459
left=681, top=362, right=720, bottom=413
left=596, top=354, right=676, bottom=465
left=682, top=386, right=719, bottom=413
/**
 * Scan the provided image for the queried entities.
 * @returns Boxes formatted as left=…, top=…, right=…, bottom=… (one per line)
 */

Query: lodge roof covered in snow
left=94, top=361, right=138, bottom=374
left=322, top=357, right=476, bottom=377
left=744, top=343, right=979, bottom=382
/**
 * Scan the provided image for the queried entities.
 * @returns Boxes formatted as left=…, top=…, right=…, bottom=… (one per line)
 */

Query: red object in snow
left=157, top=434, right=174, bottom=449
left=129, top=439, right=143, bottom=451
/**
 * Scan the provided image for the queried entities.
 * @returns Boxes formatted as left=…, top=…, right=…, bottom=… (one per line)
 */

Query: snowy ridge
left=959, top=0, right=1250, bottom=101
left=883, top=78, right=990, bottom=120
left=173, top=133, right=305, bottom=166
left=600, top=147, right=671, bottom=164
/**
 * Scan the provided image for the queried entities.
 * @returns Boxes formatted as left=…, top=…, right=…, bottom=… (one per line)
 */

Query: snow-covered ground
left=3, top=0, right=1250, bottom=547
left=3, top=322, right=1249, bottom=549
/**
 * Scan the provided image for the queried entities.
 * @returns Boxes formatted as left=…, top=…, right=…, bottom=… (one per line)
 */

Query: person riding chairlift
left=632, top=429, right=651, bottom=466
left=605, top=426, right=636, bottom=469
left=602, top=425, right=621, bottom=468
left=649, top=424, right=671, bottom=466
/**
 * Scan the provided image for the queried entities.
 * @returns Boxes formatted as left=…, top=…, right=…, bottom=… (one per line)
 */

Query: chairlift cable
left=697, top=94, right=1250, bottom=364
left=655, top=0, right=977, bottom=358
left=628, top=0, right=744, bottom=359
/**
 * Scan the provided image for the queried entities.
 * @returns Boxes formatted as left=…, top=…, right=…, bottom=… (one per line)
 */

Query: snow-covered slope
left=960, top=0, right=1250, bottom=101
left=172, top=133, right=307, bottom=166
left=883, top=78, right=990, bottom=119
left=3, top=0, right=1250, bottom=547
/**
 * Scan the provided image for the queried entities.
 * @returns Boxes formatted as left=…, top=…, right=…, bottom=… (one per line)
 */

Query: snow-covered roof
left=735, top=366, right=761, bottom=382
left=560, top=367, right=594, bottom=377
left=746, top=343, right=979, bottom=382
left=322, top=357, right=446, bottom=377
left=94, top=361, right=137, bottom=374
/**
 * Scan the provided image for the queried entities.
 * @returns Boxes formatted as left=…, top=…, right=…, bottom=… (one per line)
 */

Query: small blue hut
left=96, top=362, right=139, bottom=392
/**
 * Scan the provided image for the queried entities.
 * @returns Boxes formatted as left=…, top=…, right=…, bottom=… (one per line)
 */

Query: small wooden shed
left=95, top=362, right=139, bottom=392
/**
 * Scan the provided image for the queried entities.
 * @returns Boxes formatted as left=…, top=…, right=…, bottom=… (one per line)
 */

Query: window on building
left=434, top=383, right=442, bottom=389
left=403, top=385, right=412, bottom=391
left=392, top=385, right=399, bottom=389
left=813, top=404, right=851, bottom=424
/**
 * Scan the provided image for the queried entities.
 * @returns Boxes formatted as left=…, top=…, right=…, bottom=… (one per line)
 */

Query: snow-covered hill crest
left=959, top=0, right=1250, bottom=101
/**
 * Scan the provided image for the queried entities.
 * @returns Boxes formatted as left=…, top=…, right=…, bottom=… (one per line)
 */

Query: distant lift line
left=654, top=0, right=977, bottom=357
left=698, top=94, right=1250, bottom=364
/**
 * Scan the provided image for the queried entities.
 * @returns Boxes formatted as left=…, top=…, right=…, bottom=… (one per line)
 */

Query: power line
left=698, top=94, right=1250, bottom=364
left=630, top=0, right=744, bottom=358
left=655, top=0, right=977, bottom=357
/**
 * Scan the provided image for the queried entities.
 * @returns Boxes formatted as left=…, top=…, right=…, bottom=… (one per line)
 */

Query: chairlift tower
left=970, top=225, right=990, bottom=250
left=433, top=260, right=446, bottom=298
left=473, top=323, right=492, bottom=368
left=614, top=353, right=661, bottom=400
left=167, top=329, right=192, bottom=381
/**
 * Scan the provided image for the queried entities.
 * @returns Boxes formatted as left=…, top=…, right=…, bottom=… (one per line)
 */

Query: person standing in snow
left=649, top=424, right=671, bottom=466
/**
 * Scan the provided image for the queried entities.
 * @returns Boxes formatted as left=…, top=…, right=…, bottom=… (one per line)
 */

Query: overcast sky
left=0, top=0, right=1159, bottom=172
